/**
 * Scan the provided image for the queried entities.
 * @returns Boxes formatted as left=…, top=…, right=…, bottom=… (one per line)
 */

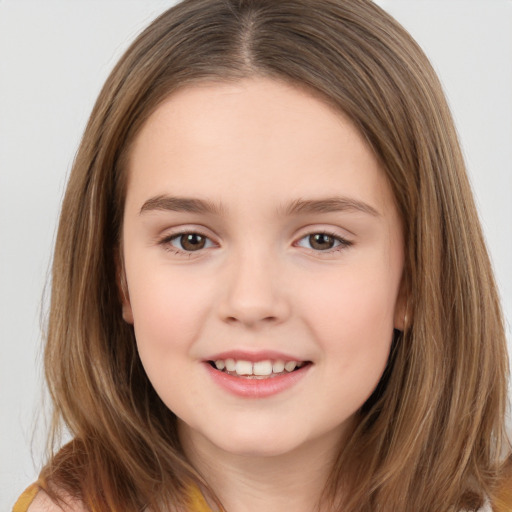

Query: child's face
left=121, top=78, right=405, bottom=458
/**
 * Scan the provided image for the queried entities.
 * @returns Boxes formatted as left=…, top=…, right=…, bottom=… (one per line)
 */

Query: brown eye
left=169, top=233, right=212, bottom=251
left=308, top=233, right=336, bottom=250
left=180, top=233, right=206, bottom=251
left=296, top=232, right=351, bottom=252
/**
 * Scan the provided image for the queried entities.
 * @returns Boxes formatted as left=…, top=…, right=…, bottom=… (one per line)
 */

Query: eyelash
left=158, top=230, right=353, bottom=255
left=158, top=231, right=215, bottom=255
left=295, top=231, right=353, bottom=253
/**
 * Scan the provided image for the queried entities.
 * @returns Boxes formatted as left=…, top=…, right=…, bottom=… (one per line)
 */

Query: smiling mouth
left=208, top=359, right=311, bottom=379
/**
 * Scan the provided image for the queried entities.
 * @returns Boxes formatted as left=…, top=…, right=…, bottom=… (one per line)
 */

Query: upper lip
left=205, top=350, right=309, bottom=363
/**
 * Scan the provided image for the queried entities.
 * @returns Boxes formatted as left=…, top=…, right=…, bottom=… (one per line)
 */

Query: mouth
left=208, top=358, right=312, bottom=379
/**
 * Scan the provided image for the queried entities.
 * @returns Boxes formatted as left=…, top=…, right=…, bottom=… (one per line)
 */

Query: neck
left=179, top=424, right=346, bottom=512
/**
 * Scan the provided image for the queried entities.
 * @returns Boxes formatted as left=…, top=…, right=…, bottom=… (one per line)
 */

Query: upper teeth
left=214, top=359, right=303, bottom=376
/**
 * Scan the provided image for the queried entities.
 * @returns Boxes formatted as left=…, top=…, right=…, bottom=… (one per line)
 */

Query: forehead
left=125, top=77, right=395, bottom=217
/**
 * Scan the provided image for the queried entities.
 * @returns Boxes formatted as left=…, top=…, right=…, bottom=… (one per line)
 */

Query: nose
left=217, top=248, right=291, bottom=329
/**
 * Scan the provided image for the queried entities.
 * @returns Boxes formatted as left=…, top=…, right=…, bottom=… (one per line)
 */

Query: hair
left=40, top=0, right=510, bottom=511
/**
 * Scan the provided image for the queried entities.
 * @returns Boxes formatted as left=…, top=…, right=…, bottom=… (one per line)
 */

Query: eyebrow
left=140, top=195, right=225, bottom=215
left=139, top=195, right=380, bottom=217
left=280, top=197, right=380, bottom=217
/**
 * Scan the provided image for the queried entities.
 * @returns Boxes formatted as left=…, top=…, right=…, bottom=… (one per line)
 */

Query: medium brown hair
left=41, top=1, right=510, bottom=510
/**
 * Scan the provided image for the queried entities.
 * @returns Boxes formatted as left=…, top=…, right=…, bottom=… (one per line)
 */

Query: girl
left=14, top=0, right=511, bottom=511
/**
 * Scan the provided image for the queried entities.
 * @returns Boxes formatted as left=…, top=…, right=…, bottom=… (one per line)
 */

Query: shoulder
left=26, top=489, right=63, bottom=512
left=14, top=485, right=87, bottom=512
left=27, top=490, right=88, bottom=512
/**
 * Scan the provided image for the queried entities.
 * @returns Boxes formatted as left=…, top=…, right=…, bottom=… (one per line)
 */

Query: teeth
left=284, top=361, right=298, bottom=372
left=272, top=360, right=285, bottom=373
left=212, top=358, right=306, bottom=376
left=235, top=360, right=253, bottom=376
left=253, top=360, right=273, bottom=376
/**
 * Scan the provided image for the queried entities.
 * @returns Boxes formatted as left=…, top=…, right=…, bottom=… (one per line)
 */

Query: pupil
left=310, top=233, right=334, bottom=250
left=182, top=234, right=205, bottom=251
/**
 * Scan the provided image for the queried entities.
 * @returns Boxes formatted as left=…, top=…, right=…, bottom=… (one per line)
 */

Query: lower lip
left=204, top=363, right=310, bottom=398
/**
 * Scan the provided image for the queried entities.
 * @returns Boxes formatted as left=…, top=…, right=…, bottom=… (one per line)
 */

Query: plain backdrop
left=1, top=1, right=511, bottom=508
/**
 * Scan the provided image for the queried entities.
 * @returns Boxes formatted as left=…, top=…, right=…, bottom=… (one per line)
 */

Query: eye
left=296, top=232, right=351, bottom=251
left=165, top=232, right=215, bottom=252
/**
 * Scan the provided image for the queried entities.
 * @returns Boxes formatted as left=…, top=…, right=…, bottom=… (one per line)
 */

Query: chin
left=201, top=417, right=324, bottom=459
left=215, top=434, right=304, bottom=458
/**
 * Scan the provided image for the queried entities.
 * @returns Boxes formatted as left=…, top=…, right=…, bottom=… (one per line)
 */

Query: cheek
left=299, top=258, right=400, bottom=383
left=125, top=268, right=216, bottom=406
left=126, top=266, right=214, bottom=356
left=306, top=277, right=396, bottom=417
left=305, top=270, right=398, bottom=343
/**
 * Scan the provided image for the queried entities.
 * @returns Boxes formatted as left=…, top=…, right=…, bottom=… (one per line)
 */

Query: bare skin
left=25, top=78, right=405, bottom=512
left=119, top=78, right=405, bottom=512
left=26, top=489, right=87, bottom=512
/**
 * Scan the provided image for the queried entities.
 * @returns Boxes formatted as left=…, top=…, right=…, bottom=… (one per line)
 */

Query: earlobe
left=393, top=300, right=406, bottom=332
left=119, top=272, right=134, bottom=324
left=115, top=252, right=134, bottom=325
left=393, top=278, right=409, bottom=332
left=121, top=292, right=134, bottom=324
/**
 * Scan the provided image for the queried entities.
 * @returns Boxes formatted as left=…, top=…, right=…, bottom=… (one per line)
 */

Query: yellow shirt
left=12, top=484, right=213, bottom=512
left=12, top=484, right=39, bottom=512
left=13, top=480, right=512, bottom=511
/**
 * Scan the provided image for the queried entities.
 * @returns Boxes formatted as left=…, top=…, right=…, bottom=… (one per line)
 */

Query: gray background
left=1, top=1, right=511, bottom=508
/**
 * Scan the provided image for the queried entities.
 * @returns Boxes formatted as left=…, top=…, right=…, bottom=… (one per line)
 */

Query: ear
left=119, top=272, right=134, bottom=324
left=393, top=276, right=409, bottom=332
left=115, top=251, right=134, bottom=325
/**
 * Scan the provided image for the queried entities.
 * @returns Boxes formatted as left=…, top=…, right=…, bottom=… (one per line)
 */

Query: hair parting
left=40, top=1, right=510, bottom=511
